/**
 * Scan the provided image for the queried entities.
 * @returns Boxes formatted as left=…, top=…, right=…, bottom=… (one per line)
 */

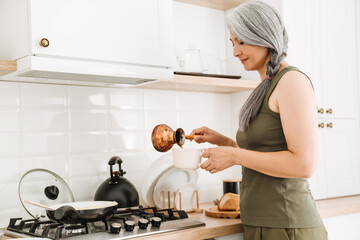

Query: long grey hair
left=226, top=1, right=288, bottom=131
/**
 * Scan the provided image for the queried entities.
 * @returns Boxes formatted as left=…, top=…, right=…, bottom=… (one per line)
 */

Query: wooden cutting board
left=205, top=206, right=240, bottom=219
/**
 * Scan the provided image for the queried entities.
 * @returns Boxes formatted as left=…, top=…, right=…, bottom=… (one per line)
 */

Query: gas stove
left=5, top=206, right=205, bottom=239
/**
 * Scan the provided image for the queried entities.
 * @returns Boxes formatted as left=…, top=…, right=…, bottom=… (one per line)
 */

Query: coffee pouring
left=151, top=124, right=201, bottom=152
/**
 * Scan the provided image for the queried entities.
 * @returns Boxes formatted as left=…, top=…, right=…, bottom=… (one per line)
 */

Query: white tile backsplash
left=0, top=81, right=241, bottom=220
left=177, top=91, right=230, bottom=112
left=108, top=110, right=145, bottom=131
left=0, top=82, right=20, bottom=107
left=21, top=109, right=67, bottom=131
left=0, top=157, right=20, bottom=183
left=109, top=132, right=146, bottom=152
left=70, top=176, right=104, bottom=201
left=144, top=90, right=177, bottom=110
left=69, top=154, right=108, bottom=178
left=0, top=109, right=19, bottom=130
left=22, top=132, right=68, bottom=155
left=21, top=156, right=69, bottom=179
left=109, top=88, right=144, bottom=109
left=0, top=132, right=20, bottom=155
left=0, top=183, right=22, bottom=210
left=179, top=111, right=231, bottom=137
left=144, top=111, right=178, bottom=131
left=69, top=132, right=107, bottom=154
left=69, top=109, right=107, bottom=131
left=21, top=84, right=67, bottom=108
left=68, top=86, right=107, bottom=108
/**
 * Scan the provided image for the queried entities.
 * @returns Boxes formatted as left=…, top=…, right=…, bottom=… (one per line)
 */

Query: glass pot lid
left=18, top=168, right=74, bottom=219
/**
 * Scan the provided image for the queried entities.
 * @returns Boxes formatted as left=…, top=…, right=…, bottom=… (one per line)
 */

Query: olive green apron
left=236, top=66, right=323, bottom=228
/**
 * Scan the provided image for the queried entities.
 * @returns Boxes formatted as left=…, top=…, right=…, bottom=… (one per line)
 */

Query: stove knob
left=138, top=218, right=149, bottom=229
left=151, top=217, right=162, bottom=228
left=124, top=220, right=135, bottom=231
left=110, top=223, right=121, bottom=234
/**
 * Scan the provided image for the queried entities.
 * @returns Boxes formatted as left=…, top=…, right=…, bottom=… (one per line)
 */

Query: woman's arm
left=201, top=71, right=319, bottom=178
left=190, top=126, right=238, bottom=147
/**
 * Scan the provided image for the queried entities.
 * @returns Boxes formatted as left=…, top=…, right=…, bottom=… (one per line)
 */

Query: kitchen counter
left=3, top=195, right=360, bottom=240
left=135, top=195, right=360, bottom=240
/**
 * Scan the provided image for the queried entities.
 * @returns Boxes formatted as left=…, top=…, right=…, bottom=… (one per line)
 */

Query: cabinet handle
left=318, top=122, right=324, bottom=128
left=326, top=122, right=333, bottom=128
left=326, top=108, right=333, bottom=114
left=40, top=38, right=50, bottom=47
left=317, top=108, right=324, bottom=114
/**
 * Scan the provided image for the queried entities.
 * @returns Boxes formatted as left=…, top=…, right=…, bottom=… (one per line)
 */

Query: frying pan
left=25, top=200, right=118, bottom=224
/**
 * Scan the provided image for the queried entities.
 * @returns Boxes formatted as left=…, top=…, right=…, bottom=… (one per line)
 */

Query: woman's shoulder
left=277, top=66, right=312, bottom=90
left=273, top=67, right=315, bottom=105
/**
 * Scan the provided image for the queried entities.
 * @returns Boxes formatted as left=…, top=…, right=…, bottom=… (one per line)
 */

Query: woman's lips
left=240, top=58, right=248, bottom=63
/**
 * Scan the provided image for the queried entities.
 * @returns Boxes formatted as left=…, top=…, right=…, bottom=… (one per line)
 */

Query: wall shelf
left=0, top=60, right=16, bottom=76
left=138, top=74, right=259, bottom=93
left=174, top=0, right=247, bottom=10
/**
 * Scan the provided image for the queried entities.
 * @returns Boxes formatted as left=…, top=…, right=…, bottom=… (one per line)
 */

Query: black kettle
left=94, top=156, right=139, bottom=208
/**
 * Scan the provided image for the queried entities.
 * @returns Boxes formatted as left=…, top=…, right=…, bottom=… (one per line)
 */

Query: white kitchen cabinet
left=318, top=0, right=358, bottom=119
left=322, top=119, right=360, bottom=198
left=283, top=0, right=360, bottom=199
left=1, top=0, right=174, bottom=68
left=317, top=0, right=359, bottom=198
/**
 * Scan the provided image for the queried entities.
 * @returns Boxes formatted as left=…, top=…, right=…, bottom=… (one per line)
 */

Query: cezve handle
left=185, top=133, right=204, bottom=140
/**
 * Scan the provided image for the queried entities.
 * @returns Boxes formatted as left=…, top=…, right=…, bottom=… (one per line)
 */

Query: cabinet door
left=324, top=119, right=360, bottom=198
left=29, top=0, right=173, bottom=67
left=319, top=0, right=357, bottom=119
left=282, top=0, right=324, bottom=108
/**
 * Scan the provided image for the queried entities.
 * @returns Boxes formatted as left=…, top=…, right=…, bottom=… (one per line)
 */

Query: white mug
left=172, top=148, right=203, bottom=170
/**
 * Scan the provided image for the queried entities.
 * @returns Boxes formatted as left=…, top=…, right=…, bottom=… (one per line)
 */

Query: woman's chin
left=242, top=64, right=251, bottom=71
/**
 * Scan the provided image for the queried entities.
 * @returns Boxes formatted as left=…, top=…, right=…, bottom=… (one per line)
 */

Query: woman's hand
left=190, top=126, right=238, bottom=147
left=200, top=146, right=237, bottom=174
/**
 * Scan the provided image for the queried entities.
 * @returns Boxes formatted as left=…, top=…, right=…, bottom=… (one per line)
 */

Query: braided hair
left=226, top=1, right=288, bottom=131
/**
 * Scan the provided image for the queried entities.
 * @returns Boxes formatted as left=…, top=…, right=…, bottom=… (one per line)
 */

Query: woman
left=190, top=1, right=327, bottom=239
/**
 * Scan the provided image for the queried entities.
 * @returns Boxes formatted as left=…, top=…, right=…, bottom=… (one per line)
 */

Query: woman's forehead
left=230, top=32, right=241, bottom=41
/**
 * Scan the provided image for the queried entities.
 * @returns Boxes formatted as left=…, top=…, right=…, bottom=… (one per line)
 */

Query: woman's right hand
left=190, top=126, right=238, bottom=147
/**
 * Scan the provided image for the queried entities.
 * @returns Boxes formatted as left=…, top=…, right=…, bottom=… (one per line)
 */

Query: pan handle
left=108, top=156, right=126, bottom=184
left=54, top=205, right=80, bottom=221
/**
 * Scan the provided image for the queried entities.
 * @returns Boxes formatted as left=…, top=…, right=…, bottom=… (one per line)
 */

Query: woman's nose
left=233, top=47, right=241, bottom=57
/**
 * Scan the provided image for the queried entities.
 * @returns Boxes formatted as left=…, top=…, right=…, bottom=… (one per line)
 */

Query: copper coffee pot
left=151, top=124, right=198, bottom=152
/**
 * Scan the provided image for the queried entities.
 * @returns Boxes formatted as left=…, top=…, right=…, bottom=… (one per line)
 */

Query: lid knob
left=44, top=185, right=60, bottom=200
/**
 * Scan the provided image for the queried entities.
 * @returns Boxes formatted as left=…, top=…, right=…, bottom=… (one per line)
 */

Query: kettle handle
left=108, top=156, right=126, bottom=184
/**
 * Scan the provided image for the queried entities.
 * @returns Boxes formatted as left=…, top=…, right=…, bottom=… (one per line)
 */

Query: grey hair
left=226, top=1, right=288, bottom=131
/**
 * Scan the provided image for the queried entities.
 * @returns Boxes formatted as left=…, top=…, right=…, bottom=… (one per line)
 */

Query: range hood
left=1, top=56, right=173, bottom=87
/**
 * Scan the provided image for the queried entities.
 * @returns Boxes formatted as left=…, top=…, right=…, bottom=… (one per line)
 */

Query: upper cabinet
left=1, top=0, right=173, bottom=68
left=0, top=0, right=259, bottom=92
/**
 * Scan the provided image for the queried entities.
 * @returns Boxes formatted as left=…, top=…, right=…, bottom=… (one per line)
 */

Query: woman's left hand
left=200, top=146, right=237, bottom=174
